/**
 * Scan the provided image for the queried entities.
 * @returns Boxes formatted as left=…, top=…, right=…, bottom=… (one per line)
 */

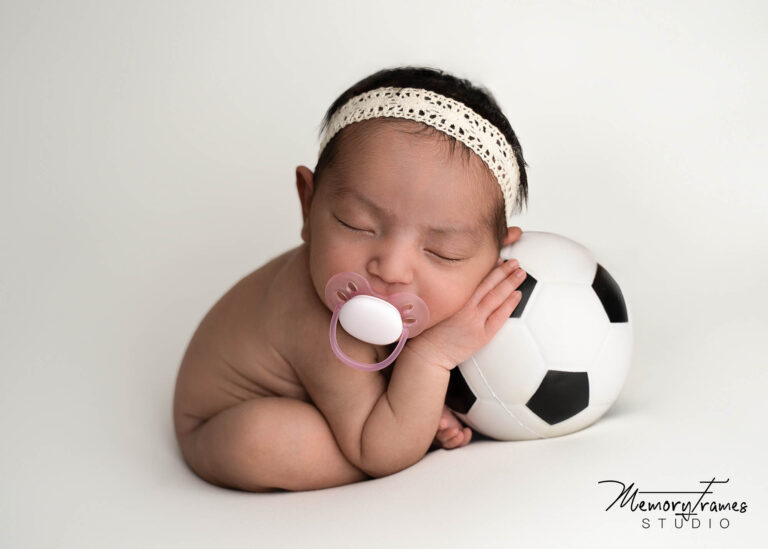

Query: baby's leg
left=178, top=396, right=370, bottom=492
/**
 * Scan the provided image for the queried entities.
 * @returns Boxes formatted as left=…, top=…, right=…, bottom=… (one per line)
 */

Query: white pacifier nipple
left=339, top=295, right=403, bottom=346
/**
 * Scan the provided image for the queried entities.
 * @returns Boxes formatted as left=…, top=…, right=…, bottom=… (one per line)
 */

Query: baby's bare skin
left=173, top=119, right=525, bottom=492
left=173, top=243, right=477, bottom=489
left=173, top=246, right=310, bottom=438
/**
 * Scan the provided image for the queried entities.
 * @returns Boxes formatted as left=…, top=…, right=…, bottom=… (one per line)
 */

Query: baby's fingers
left=477, top=266, right=526, bottom=319
left=485, top=289, right=523, bottom=335
left=469, top=259, right=519, bottom=307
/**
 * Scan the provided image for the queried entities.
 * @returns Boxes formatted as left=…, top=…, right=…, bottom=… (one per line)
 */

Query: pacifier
left=324, top=272, right=430, bottom=371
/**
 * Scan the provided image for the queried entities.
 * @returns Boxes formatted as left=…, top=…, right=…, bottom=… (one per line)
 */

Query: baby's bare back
left=172, top=244, right=325, bottom=439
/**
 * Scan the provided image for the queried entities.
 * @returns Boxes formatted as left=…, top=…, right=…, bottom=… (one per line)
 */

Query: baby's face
left=302, top=120, right=502, bottom=330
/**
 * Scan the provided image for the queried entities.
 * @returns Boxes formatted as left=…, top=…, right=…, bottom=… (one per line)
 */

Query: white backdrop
left=1, top=1, right=766, bottom=547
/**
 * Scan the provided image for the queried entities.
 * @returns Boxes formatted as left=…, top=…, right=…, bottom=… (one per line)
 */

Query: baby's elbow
left=360, top=461, right=405, bottom=480
left=359, top=446, right=427, bottom=479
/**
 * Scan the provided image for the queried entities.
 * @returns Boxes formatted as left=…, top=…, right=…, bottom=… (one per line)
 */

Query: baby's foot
left=431, top=405, right=472, bottom=450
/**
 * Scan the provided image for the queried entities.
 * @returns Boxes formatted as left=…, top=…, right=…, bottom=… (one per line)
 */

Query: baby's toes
left=437, top=426, right=460, bottom=445
left=456, top=427, right=472, bottom=447
left=440, top=426, right=472, bottom=449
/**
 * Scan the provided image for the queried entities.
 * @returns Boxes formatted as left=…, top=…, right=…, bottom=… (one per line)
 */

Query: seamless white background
left=1, top=1, right=766, bottom=547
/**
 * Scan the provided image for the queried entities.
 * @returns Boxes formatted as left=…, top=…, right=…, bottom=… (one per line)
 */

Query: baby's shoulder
left=252, top=245, right=394, bottom=383
left=258, top=245, right=332, bottom=358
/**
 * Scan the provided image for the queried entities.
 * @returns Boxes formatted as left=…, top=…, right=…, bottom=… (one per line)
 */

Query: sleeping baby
left=172, top=65, right=529, bottom=492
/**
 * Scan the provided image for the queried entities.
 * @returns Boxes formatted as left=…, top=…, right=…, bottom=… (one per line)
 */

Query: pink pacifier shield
left=324, top=271, right=430, bottom=371
left=324, top=272, right=429, bottom=338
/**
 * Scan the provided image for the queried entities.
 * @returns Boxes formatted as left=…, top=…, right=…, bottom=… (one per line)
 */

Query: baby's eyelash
left=429, top=250, right=464, bottom=263
left=335, top=215, right=368, bottom=233
left=335, top=214, right=464, bottom=263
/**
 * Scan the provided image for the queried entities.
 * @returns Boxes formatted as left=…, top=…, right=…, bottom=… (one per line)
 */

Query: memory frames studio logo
left=597, top=477, right=749, bottom=530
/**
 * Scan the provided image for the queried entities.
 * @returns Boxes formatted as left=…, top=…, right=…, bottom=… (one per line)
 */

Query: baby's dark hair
left=313, top=65, right=529, bottom=251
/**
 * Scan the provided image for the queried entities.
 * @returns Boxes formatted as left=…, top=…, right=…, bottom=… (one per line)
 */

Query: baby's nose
left=367, top=253, right=415, bottom=293
left=368, top=261, right=413, bottom=295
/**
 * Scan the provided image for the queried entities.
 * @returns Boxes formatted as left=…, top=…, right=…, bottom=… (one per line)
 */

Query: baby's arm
left=295, top=259, right=525, bottom=480
left=357, top=340, right=451, bottom=474
left=359, top=258, right=525, bottom=476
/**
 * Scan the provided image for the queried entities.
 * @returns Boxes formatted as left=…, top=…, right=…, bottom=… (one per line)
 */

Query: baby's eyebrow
left=329, top=183, right=483, bottom=240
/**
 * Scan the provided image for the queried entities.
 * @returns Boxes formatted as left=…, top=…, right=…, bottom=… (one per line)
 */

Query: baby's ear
left=296, top=166, right=315, bottom=243
left=502, top=226, right=523, bottom=247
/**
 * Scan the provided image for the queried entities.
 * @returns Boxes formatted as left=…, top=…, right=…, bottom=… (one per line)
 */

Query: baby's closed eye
left=426, top=250, right=465, bottom=263
left=333, top=213, right=471, bottom=265
left=334, top=215, right=372, bottom=234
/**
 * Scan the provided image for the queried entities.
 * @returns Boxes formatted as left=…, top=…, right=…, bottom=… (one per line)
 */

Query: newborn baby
left=173, top=68, right=529, bottom=492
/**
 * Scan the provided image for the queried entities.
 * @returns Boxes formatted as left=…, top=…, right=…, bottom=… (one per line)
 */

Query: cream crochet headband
left=317, top=86, right=521, bottom=226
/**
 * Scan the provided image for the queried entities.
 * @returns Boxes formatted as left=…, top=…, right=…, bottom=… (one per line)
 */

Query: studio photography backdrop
left=1, top=1, right=766, bottom=548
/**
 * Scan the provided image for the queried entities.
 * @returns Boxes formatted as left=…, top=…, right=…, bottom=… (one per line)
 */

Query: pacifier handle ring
left=329, top=304, right=409, bottom=371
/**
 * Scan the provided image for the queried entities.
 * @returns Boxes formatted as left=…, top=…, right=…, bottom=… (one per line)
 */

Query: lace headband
left=317, top=86, right=520, bottom=226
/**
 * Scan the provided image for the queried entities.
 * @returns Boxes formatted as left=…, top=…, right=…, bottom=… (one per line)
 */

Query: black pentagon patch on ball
left=592, top=263, right=628, bottom=323
left=445, top=367, right=477, bottom=415
left=510, top=272, right=537, bottom=318
left=526, top=370, right=589, bottom=425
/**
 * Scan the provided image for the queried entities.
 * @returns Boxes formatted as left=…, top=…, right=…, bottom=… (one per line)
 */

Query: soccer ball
left=445, top=231, right=633, bottom=440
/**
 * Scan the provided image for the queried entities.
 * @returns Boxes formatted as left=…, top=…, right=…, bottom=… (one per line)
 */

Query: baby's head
left=296, top=66, right=529, bottom=329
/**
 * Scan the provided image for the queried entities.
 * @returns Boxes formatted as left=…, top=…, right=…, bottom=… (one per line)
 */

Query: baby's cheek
left=421, top=285, right=467, bottom=326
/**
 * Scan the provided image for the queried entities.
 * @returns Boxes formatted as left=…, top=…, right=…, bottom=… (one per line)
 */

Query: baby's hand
left=408, top=258, right=526, bottom=370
